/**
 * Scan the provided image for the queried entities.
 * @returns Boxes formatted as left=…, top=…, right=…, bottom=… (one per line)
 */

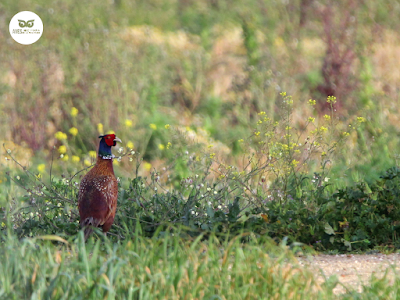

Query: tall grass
left=0, top=229, right=324, bottom=300
left=2, top=229, right=400, bottom=299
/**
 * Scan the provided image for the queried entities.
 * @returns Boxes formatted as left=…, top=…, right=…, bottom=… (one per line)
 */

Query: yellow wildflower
left=291, top=160, right=299, bottom=167
left=149, top=124, right=157, bottom=130
left=88, top=151, right=97, bottom=158
left=37, top=164, right=46, bottom=173
left=166, top=142, right=172, bottom=149
left=238, top=139, right=244, bottom=143
left=254, top=131, right=260, bottom=136
left=125, top=119, right=133, bottom=128
left=126, top=141, right=134, bottom=149
left=97, top=123, right=104, bottom=135
left=208, top=144, right=213, bottom=148
left=342, top=132, right=350, bottom=137
left=158, top=144, right=165, bottom=150
left=165, top=124, right=170, bottom=129
left=58, top=145, right=67, bottom=154
left=70, top=107, right=78, bottom=117
left=321, top=152, right=327, bottom=156
left=69, top=127, right=78, bottom=136
left=106, top=130, right=115, bottom=134
left=84, top=159, right=91, bottom=166
left=1, top=222, right=5, bottom=228
left=357, top=117, right=366, bottom=123
left=210, top=153, right=216, bottom=159
left=72, top=155, right=80, bottom=162
left=323, top=115, right=331, bottom=121
left=61, top=154, right=69, bottom=161
left=55, top=131, right=67, bottom=140
left=258, top=111, right=266, bottom=116
left=327, top=96, right=337, bottom=104
left=308, top=99, right=316, bottom=106
left=144, top=162, right=152, bottom=171
left=320, top=126, right=328, bottom=132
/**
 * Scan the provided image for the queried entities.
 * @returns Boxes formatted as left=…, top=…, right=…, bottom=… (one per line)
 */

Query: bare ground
left=298, top=253, right=400, bottom=294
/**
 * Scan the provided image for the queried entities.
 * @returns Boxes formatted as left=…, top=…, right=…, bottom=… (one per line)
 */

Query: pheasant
left=78, top=134, right=121, bottom=239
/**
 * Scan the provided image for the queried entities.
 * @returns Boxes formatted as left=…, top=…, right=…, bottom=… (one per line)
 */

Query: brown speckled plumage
left=78, top=134, right=120, bottom=239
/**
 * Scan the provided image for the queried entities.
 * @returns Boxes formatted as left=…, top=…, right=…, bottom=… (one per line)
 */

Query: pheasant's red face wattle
left=103, top=134, right=116, bottom=146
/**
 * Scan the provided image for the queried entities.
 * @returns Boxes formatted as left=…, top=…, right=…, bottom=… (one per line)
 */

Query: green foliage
left=3, top=94, right=400, bottom=254
left=0, top=230, right=328, bottom=299
left=261, top=167, right=400, bottom=252
left=2, top=0, right=400, bottom=257
left=242, top=18, right=260, bottom=66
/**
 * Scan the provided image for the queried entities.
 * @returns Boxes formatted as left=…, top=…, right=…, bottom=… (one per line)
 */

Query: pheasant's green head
left=98, top=134, right=122, bottom=159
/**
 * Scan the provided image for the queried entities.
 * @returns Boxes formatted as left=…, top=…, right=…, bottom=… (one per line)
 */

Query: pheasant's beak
left=114, top=137, right=122, bottom=143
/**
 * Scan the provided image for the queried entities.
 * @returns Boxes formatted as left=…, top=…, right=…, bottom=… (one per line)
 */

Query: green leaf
left=206, top=206, right=215, bottom=218
left=364, top=183, right=372, bottom=194
left=35, top=235, right=69, bottom=245
left=324, top=223, right=335, bottom=235
left=342, top=239, right=352, bottom=251
left=228, top=197, right=240, bottom=222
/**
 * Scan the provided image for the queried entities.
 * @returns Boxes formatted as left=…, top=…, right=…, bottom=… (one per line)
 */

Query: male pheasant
left=78, top=134, right=121, bottom=239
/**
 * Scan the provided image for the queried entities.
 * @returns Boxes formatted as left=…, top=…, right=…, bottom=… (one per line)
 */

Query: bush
left=3, top=94, right=400, bottom=253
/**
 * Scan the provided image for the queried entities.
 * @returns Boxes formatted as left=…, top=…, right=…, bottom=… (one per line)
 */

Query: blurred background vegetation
left=2, top=0, right=400, bottom=242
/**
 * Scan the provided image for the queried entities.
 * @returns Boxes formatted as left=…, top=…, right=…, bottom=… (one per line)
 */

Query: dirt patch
left=298, top=253, right=400, bottom=294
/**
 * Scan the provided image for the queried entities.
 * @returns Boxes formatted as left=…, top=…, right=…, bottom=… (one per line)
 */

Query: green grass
left=0, top=230, right=320, bottom=299
left=2, top=230, right=400, bottom=299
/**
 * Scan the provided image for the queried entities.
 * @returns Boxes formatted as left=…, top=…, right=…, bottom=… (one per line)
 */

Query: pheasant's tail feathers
left=82, top=217, right=102, bottom=240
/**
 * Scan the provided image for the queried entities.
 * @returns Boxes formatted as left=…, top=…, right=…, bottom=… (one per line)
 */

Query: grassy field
left=3, top=0, right=400, bottom=297
left=1, top=230, right=319, bottom=299
left=1, top=230, right=399, bottom=300
left=3, top=230, right=400, bottom=299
